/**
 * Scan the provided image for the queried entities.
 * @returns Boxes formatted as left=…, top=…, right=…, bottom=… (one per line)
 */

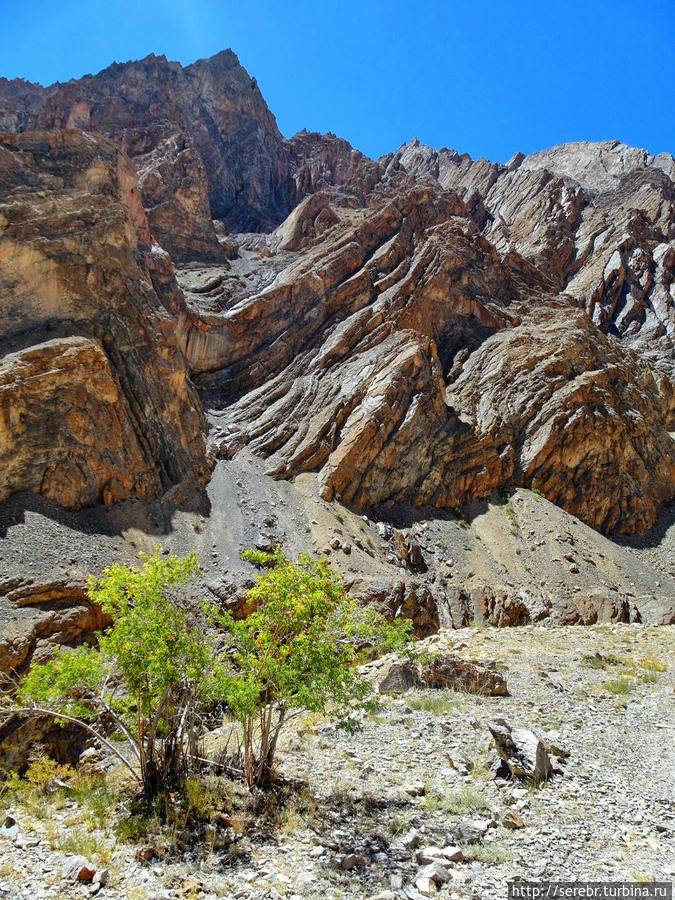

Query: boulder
left=379, top=655, right=508, bottom=696
left=488, top=718, right=553, bottom=783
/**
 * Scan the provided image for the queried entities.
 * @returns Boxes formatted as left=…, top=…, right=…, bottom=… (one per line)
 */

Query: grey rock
left=488, top=718, right=553, bottom=783
left=62, top=856, right=96, bottom=883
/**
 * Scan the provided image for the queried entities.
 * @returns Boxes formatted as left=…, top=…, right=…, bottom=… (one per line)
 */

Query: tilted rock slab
left=488, top=717, right=553, bottom=783
left=191, top=182, right=673, bottom=533
left=0, top=131, right=209, bottom=508
left=379, top=655, right=508, bottom=696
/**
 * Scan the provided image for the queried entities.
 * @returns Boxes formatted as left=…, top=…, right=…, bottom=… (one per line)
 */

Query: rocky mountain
left=0, top=130, right=209, bottom=509
left=0, top=47, right=674, bottom=725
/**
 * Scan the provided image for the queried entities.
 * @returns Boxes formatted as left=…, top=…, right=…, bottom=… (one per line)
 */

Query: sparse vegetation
left=406, top=690, right=466, bottom=715
left=466, top=844, right=510, bottom=864
left=214, top=547, right=412, bottom=788
left=636, top=657, right=667, bottom=673
left=424, top=783, right=489, bottom=814
left=603, top=677, right=634, bottom=695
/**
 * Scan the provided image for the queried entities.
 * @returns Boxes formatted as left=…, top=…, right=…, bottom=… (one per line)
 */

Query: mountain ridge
left=0, top=48, right=674, bottom=776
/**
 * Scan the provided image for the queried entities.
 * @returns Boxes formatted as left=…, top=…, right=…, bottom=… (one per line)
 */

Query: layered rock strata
left=0, top=130, right=209, bottom=508
left=388, top=139, right=675, bottom=389
left=181, top=180, right=674, bottom=533
left=0, top=51, right=673, bottom=537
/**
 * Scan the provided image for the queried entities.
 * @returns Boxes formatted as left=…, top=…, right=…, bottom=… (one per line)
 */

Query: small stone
left=254, top=534, right=273, bottom=552
left=402, top=827, right=422, bottom=849
left=420, top=861, right=451, bottom=884
left=416, top=846, right=445, bottom=864
left=403, top=780, right=426, bottom=797
left=502, top=809, right=524, bottom=829
left=415, top=875, right=436, bottom=897
left=440, top=845, right=464, bottom=863
left=63, top=856, right=96, bottom=883
left=341, top=853, right=368, bottom=869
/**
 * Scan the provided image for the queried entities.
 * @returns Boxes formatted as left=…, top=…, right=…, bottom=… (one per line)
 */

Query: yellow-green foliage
left=211, top=548, right=412, bottom=787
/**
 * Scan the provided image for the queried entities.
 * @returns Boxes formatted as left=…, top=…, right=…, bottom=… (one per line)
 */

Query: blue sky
left=1, top=0, right=673, bottom=163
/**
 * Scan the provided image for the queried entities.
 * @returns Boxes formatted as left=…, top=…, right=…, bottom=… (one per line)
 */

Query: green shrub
left=7, top=547, right=412, bottom=804
left=14, top=551, right=208, bottom=800
left=25, top=756, right=75, bottom=787
left=211, top=549, right=412, bottom=788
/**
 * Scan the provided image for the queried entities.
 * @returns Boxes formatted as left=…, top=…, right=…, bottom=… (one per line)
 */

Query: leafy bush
left=25, top=756, right=75, bottom=787
left=6, top=546, right=413, bottom=801
left=212, top=548, right=412, bottom=788
left=14, top=551, right=208, bottom=799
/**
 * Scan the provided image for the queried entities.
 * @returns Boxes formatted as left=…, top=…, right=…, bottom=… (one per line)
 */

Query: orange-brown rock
left=186, top=176, right=673, bottom=533
left=0, top=572, right=112, bottom=771
left=449, top=311, right=675, bottom=533
left=0, top=130, right=209, bottom=509
left=0, top=576, right=108, bottom=676
left=0, top=337, right=162, bottom=507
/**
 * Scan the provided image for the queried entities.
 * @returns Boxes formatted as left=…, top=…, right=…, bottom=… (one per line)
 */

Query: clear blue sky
left=2, top=0, right=673, bottom=163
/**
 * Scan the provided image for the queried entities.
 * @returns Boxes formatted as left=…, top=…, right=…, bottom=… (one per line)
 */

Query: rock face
left=0, top=130, right=209, bottom=509
left=388, top=139, right=675, bottom=390
left=186, top=172, right=673, bottom=533
left=448, top=311, right=675, bottom=533
left=0, top=53, right=673, bottom=544
left=0, top=52, right=293, bottom=261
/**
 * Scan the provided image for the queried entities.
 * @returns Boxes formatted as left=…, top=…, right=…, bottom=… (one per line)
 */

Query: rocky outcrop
left=0, top=52, right=294, bottom=260
left=289, top=130, right=383, bottom=208
left=0, top=576, right=107, bottom=676
left=1, top=51, right=674, bottom=542
left=0, top=337, right=166, bottom=508
left=0, top=130, right=209, bottom=509
left=378, top=655, right=508, bottom=696
left=185, top=177, right=673, bottom=533
left=349, top=576, right=439, bottom=638
left=448, top=311, right=675, bottom=533
left=389, top=139, right=675, bottom=391
left=0, top=571, right=110, bottom=771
